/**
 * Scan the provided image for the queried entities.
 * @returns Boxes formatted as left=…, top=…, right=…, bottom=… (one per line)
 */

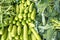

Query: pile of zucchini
left=0, top=0, right=42, bottom=40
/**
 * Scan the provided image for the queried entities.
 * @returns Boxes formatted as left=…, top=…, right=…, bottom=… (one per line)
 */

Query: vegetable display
left=0, top=0, right=42, bottom=40
left=0, top=0, right=60, bottom=40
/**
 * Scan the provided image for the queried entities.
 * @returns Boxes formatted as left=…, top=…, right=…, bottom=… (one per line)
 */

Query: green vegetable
left=23, top=24, right=28, bottom=40
left=28, top=13, right=31, bottom=18
left=17, top=25, right=22, bottom=35
left=20, top=28, right=23, bottom=40
left=22, top=0, right=25, bottom=3
left=4, top=19, right=9, bottom=26
left=11, top=25, right=17, bottom=37
left=27, top=0, right=30, bottom=5
left=24, top=2, right=27, bottom=7
left=0, top=28, right=2, bottom=35
left=15, top=35, right=19, bottom=40
left=29, top=3, right=34, bottom=12
left=31, top=8, right=36, bottom=20
left=26, top=18, right=31, bottom=24
left=6, top=37, right=9, bottom=40
left=24, top=7, right=29, bottom=13
left=23, top=13, right=27, bottom=20
left=18, top=13, right=23, bottom=19
left=22, top=20, right=26, bottom=25
left=28, top=18, right=31, bottom=23
left=19, top=18, right=22, bottom=22
left=28, top=35, right=32, bottom=40
left=1, top=29, right=7, bottom=40
left=15, top=16, right=19, bottom=21
left=8, top=33, right=12, bottom=40
left=30, top=28, right=42, bottom=40
left=16, top=21, right=20, bottom=26
left=13, top=20, right=16, bottom=24
left=0, top=0, right=43, bottom=40
left=16, top=4, right=19, bottom=14
left=8, top=24, right=13, bottom=32
left=31, top=33, right=37, bottom=40
left=9, top=17, right=13, bottom=24
left=28, top=22, right=35, bottom=28
left=20, top=3, right=24, bottom=13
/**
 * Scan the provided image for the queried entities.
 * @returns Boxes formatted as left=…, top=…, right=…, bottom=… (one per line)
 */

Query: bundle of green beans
left=0, top=0, right=42, bottom=40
